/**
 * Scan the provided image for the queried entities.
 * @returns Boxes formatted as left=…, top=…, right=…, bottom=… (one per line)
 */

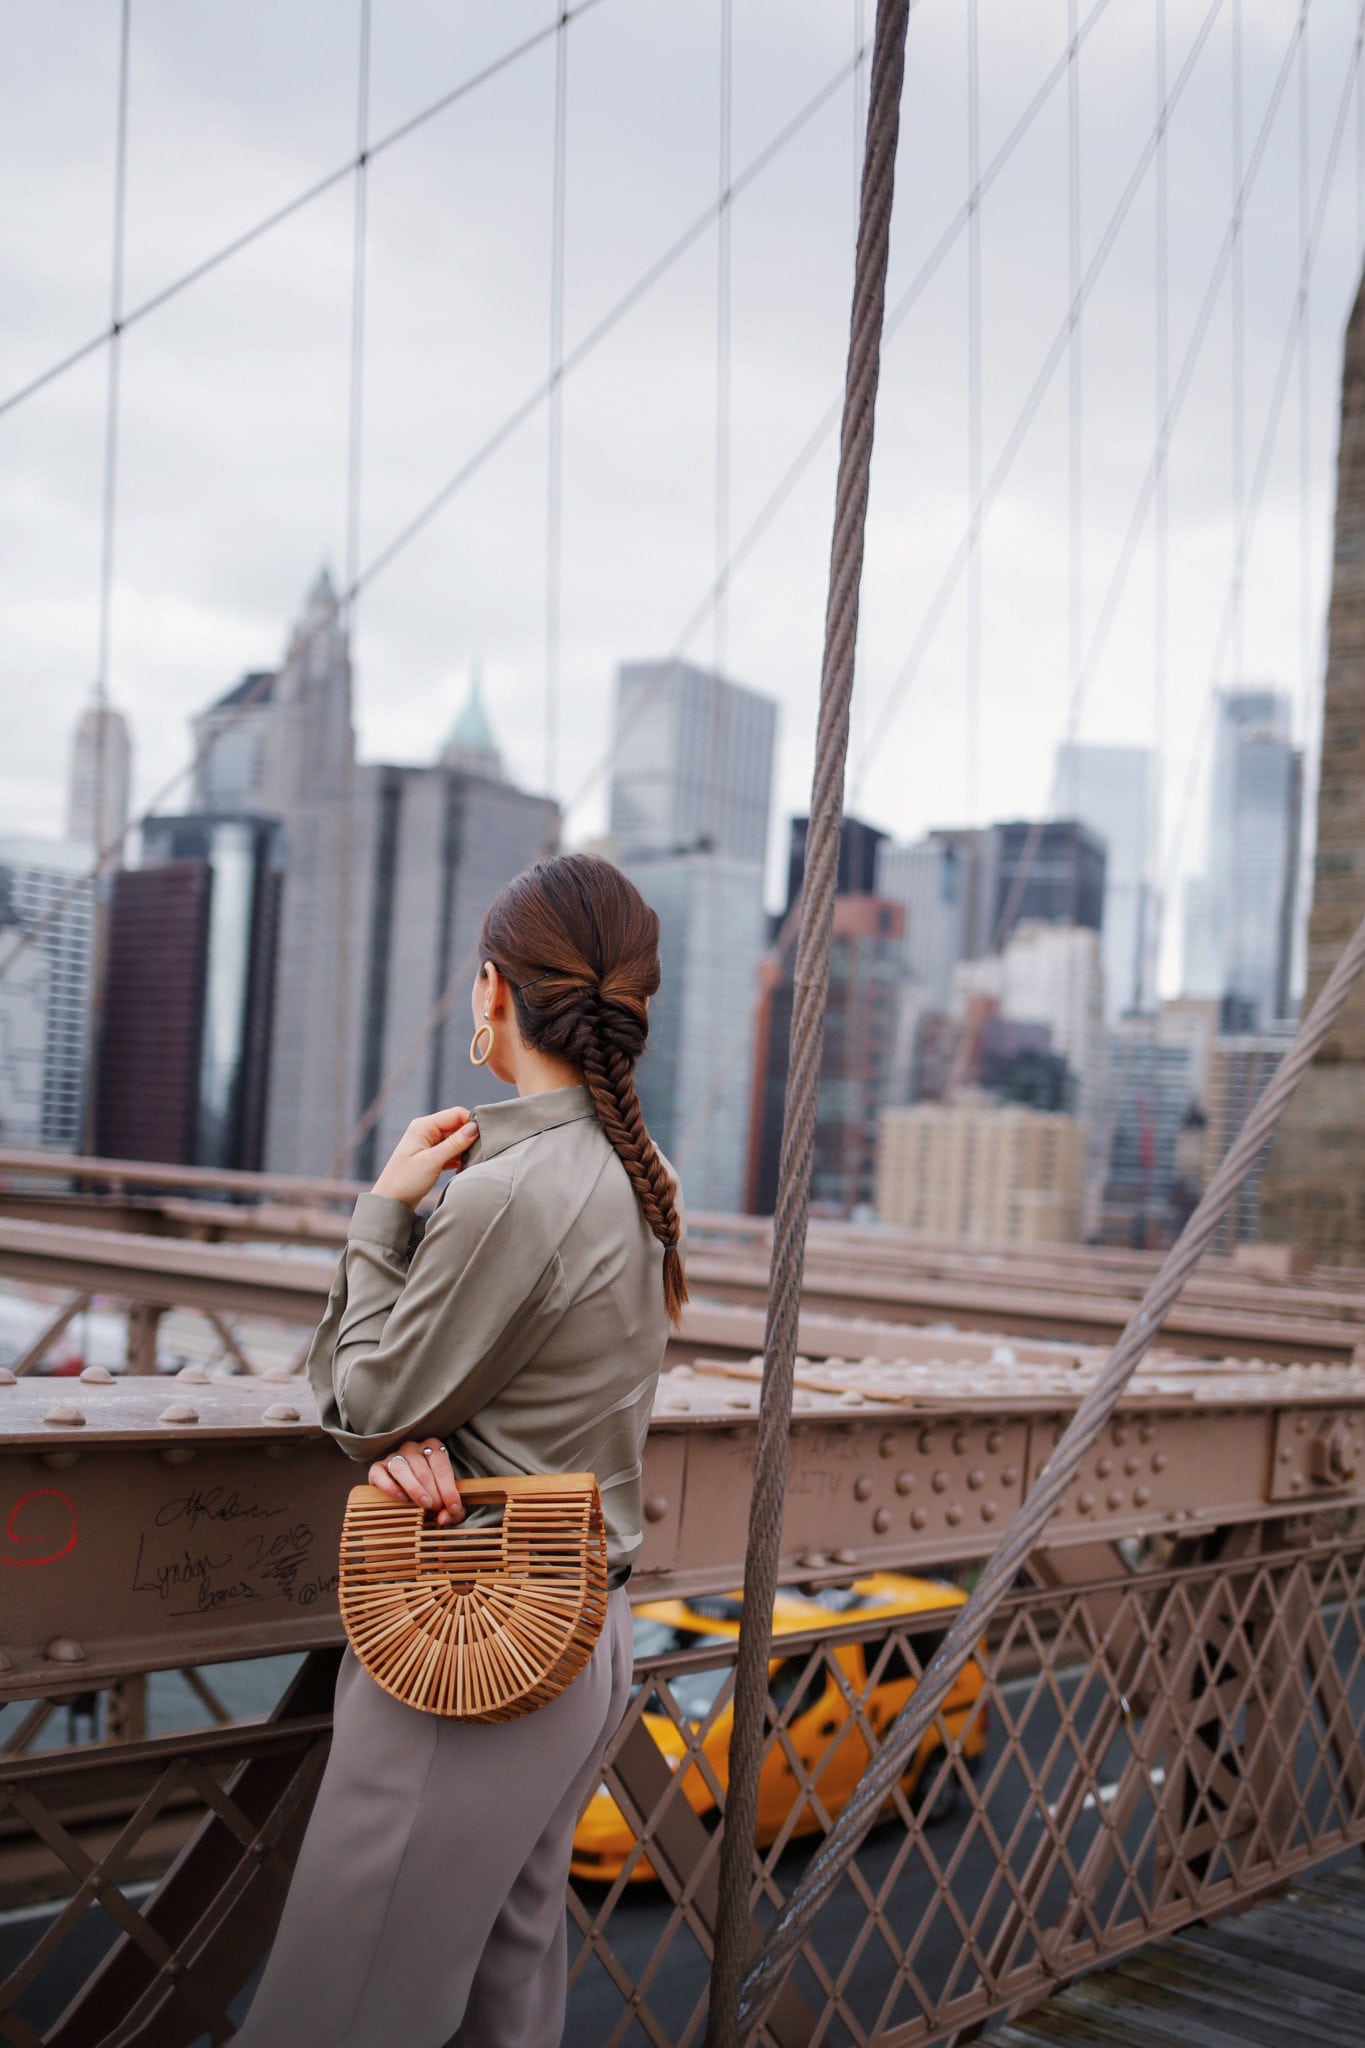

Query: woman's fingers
left=418, top=1105, right=471, bottom=1144
left=367, top=1460, right=409, bottom=1501
left=413, top=1439, right=465, bottom=1523
left=376, top=1441, right=466, bottom=1523
left=438, top=1122, right=480, bottom=1171
left=377, top=1448, right=433, bottom=1509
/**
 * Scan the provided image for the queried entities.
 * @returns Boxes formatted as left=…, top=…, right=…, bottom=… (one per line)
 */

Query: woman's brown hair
left=479, top=851, right=688, bottom=1325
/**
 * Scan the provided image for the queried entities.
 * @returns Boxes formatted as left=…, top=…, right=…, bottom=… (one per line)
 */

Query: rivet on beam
left=45, top=1637, right=86, bottom=1664
left=262, top=1404, right=300, bottom=1423
left=43, top=1404, right=85, bottom=1427
left=177, top=1364, right=211, bottom=1384
left=0, top=1368, right=17, bottom=1386
left=643, top=1495, right=669, bottom=1523
left=159, top=1405, right=200, bottom=1426
left=79, top=1365, right=114, bottom=1383
left=160, top=1444, right=196, bottom=1465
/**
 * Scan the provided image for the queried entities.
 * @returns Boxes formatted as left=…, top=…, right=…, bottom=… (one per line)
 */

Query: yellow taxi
left=571, top=1572, right=989, bottom=1883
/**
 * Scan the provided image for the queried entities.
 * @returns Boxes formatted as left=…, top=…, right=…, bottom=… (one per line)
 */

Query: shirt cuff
left=347, top=1190, right=420, bottom=1254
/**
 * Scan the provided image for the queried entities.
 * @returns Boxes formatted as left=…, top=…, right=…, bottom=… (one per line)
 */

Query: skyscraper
left=623, top=852, right=767, bottom=1213
left=980, top=819, right=1107, bottom=947
left=609, top=658, right=775, bottom=863
left=1054, top=742, right=1156, bottom=1018
left=784, top=815, right=886, bottom=915
left=1182, top=687, right=1301, bottom=1027
left=609, top=658, right=777, bottom=1213
left=256, top=571, right=360, bottom=1178
left=876, top=1097, right=1084, bottom=1243
left=94, top=815, right=282, bottom=1168
left=0, top=838, right=97, bottom=1152
left=876, top=829, right=987, bottom=1011
left=347, top=731, right=559, bottom=1182
left=989, top=921, right=1107, bottom=1133
left=191, top=672, right=276, bottom=813
left=66, top=699, right=132, bottom=860
left=185, top=577, right=558, bottom=1181
left=0, top=869, right=51, bottom=1148
left=748, top=892, right=906, bottom=1218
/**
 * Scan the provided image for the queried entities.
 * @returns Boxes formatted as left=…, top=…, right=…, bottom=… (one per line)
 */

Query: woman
left=232, top=850, right=687, bottom=2048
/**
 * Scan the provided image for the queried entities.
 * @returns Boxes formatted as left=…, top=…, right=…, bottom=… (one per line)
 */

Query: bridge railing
left=2, top=1514, right=1362, bottom=2046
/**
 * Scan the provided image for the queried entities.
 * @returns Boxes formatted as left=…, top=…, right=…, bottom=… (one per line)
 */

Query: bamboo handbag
left=337, top=1472, right=608, bottom=1720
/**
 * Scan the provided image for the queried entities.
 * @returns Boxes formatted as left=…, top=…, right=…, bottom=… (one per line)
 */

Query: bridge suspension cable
left=993, top=0, right=1354, bottom=967
left=734, top=10, right=1365, bottom=2032
left=0, top=0, right=611, bottom=426
left=0, top=26, right=873, bottom=991
left=703, top=0, right=912, bottom=2037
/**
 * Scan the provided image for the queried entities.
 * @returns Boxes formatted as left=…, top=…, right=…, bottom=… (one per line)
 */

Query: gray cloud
left=2, top=0, right=1361, bottom=998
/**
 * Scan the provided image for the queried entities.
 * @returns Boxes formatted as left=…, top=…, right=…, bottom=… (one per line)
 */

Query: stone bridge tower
left=1261, top=267, right=1365, bottom=1262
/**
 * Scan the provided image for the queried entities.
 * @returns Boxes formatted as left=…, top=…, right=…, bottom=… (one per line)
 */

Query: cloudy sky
left=2, top=0, right=1363, bottom=991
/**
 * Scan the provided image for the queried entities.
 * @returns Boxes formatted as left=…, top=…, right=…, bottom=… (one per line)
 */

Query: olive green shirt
left=305, top=1081, right=682, bottom=1583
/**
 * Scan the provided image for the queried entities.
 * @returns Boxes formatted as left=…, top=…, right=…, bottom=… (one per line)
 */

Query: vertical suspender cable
left=334, top=0, right=371, bottom=1171
left=1153, top=0, right=1168, bottom=1007
left=1066, top=0, right=1081, bottom=801
left=703, top=0, right=733, bottom=1208
left=739, top=20, right=1365, bottom=2024
left=80, top=0, right=132, bottom=1159
left=1231, top=0, right=1245, bottom=681
left=1298, top=10, right=1312, bottom=745
left=545, top=5, right=569, bottom=799
left=966, top=0, right=982, bottom=825
left=714, top=0, right=732, bottom=689
left=701, top=2, right=911, bottom=2040
left=848, top=0, right=867, bottom=778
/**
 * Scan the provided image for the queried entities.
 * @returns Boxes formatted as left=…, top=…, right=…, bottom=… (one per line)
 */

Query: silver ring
left=421, top=1446, right=435, bottom=1457
left=387, top=1455, right=405, bottom=1471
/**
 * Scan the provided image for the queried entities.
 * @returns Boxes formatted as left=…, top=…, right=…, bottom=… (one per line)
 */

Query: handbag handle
left=453, top=1473, right=598, bottom=1504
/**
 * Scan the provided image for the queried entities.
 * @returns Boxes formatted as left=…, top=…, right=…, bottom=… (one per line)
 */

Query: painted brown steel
left=737, top=901, right=1365, bottom=2034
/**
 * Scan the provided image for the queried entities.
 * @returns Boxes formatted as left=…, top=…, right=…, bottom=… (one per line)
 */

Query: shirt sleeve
left=305, top=1170, right=564, bottom=1464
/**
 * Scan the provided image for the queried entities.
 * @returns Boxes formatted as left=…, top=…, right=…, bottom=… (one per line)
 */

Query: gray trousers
left=232, top=1586, right=634, bottom=2048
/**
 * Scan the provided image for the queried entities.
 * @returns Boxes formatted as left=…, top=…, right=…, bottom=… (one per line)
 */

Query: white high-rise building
left=191, top=672, right=277, bottom=813
left=607, top=658, right=777, bottom=1214
left=0, top=872, right=51, bottom=1148
left=1054, top=742, right=1155, bottom=1019
left=622, top=852, right=767, bottom=1213
left=876, top=831, right=985, bottom=1011
left=0, top=839, right=97, bottom=1152
left=956, top=919, right=1106, bottom=1132
left=609, top=658, right=776, bottom=865
left=66, top=700, right=132, bottom=861
left=1182, top=688, right=1302, bottom=1026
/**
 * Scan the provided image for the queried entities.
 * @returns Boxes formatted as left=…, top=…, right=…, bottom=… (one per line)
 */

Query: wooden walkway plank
left=984, top=1861, right=1365, bottom=2048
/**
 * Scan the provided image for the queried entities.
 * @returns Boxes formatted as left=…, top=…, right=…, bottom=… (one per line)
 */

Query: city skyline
left=3, top=3, right=1359, bottom=1013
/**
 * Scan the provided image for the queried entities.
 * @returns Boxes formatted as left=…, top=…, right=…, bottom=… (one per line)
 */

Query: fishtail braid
left=478, top=850, right=689, bottom=1326
left=572, top=1017, right=688, bottom=1323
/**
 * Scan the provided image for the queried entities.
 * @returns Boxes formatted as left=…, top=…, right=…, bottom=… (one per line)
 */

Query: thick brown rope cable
left=735, top=897, right=1365, bottom=2033
left=701, top=3, right=911, bottom=2041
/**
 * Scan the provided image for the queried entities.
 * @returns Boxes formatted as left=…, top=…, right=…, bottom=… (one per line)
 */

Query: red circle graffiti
left=1, top=1489, right=79, bottom=1567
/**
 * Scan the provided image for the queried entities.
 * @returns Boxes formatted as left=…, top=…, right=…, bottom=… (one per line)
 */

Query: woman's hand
left=371, top=1106, right=479, bottom=1208
left=368, top=1437, right=465, bottom=1526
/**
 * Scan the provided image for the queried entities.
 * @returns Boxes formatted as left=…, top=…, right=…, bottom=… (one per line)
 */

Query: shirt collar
left=466, top=1081, right=597, bottom=1163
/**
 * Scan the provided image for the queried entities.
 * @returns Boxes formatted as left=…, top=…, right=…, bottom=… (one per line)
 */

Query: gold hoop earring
left=470, top=1021, right=495, bottom=1066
